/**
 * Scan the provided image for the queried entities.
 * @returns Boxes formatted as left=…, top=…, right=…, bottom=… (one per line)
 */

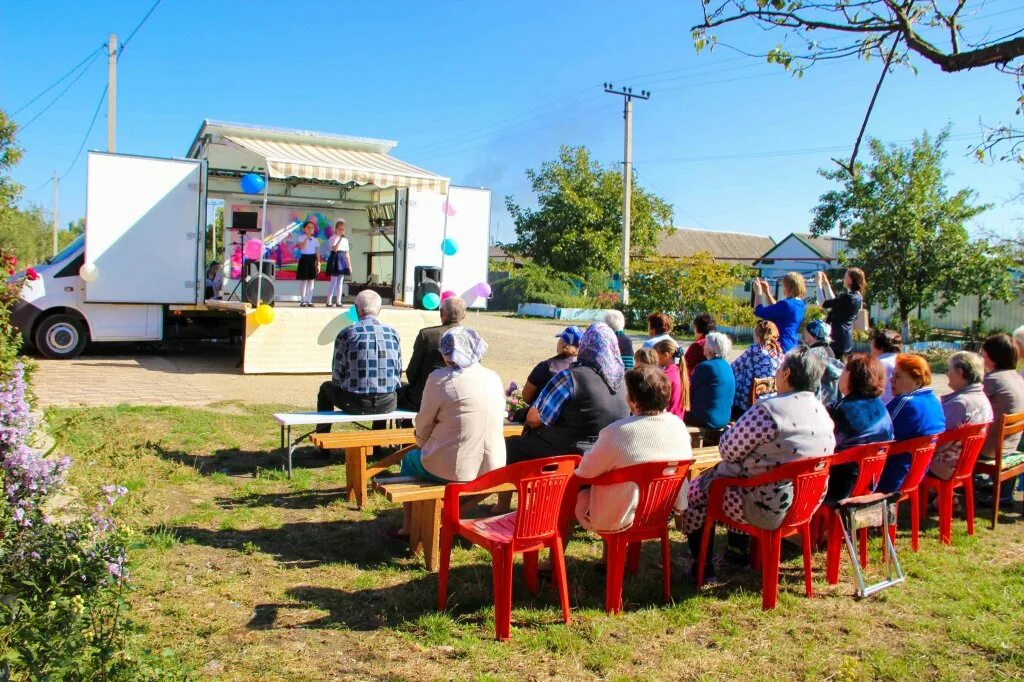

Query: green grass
left=47, top=403, right=1024, bottom=680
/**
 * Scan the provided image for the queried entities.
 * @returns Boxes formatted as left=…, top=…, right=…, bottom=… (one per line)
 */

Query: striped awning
left=225, top=135, right=448, bottom=193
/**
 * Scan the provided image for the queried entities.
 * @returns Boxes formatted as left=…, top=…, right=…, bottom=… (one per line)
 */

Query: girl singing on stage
left=295, top=220, right=320, bottom=307
left=325, top=218, right=351, bottom=307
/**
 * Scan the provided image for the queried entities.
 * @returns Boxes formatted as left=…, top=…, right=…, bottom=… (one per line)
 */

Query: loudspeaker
left=243, top=274, right=275, bottom=306
left=244, top=259, right=276, bottom=278
left=413, top=265, right=441, bottom=309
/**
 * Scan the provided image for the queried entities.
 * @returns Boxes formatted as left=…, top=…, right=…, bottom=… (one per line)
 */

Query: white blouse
left=329, top=234, right=350, bottom=253
left=298, top=235, right=319, bottom=255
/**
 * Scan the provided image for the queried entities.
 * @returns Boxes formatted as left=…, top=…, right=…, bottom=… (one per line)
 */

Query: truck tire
left=34, top=314, right=87, bottom=359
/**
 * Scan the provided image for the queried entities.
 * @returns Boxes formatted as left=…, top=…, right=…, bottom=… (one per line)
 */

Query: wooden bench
left=374, top=446, right=723, bottom=572
left=311, top=424, right=525, bottom=508
left=272, top=410, right=418, bottom=478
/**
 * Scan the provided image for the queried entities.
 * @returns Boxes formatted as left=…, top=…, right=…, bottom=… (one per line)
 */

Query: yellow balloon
left=254, top=304, right=274, bottom=325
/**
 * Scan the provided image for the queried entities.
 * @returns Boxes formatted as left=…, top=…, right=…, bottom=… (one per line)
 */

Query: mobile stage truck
left=13, top=121, right=492, bottom=373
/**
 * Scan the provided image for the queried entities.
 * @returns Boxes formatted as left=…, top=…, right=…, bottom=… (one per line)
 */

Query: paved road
left=30, top=312, right=948, bottom=408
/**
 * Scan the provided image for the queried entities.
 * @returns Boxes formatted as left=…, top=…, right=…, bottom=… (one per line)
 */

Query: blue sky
left=3, top=0, right=1022, bottom=245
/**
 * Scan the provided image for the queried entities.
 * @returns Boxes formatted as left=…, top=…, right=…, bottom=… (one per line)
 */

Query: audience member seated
left=204, top=261, right=224, bottom=300
left=926, top=351, right=993, bottom=480
left=604, top=310, right=635, bottom=370
left=574, top=366, right=693, bottom=533
left=397, top=295, right=466, bottom=411
left=876, top=353, right=945, bottom=493
left=730, top=320, right=783, bottom=417
left=684, top=332, right=735, bottom=431
left=521, top=326, right=582, bottom=406
left=653, top=338, right=689, bottom=420
left=634, top=347, right=658, bottom=367
left=683, top=314, right=716, bottom=377
left=316, top=290, right=400, bottom=432
left=642, top=312, right=675, bottom=349
left=978, top=333, right=1024, bottom=503
left=753, top=272, right=807, bottom=352
left=870, top=329, right=903, bottom=404
left=392, top=327, right=506, bottom=537
left=803, top=319, right=843, bottom=405
left=824, top=353, right=894, bottom=506
left=678, top=346, right=836, bottom=579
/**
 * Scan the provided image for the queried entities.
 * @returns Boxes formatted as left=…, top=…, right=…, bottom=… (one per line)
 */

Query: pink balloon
left=475, top=281, right=492, bottom=298
left=441, top=201, right=456, bottom=217
left=440, top=290, right=456, bottom=301
left=243, top=238, right=263, bottom=261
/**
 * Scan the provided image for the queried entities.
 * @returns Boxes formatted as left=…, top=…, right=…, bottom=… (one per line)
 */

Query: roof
left=657, top=228, right=775, bottom=266
left=188, top=120, right=449, bottom=193
left=755, top=232, right=845, bottom=263
left=489, top=245, right=530, bottom=262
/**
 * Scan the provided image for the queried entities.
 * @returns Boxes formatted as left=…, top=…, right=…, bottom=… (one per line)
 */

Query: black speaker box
left=244, top=274, right=275, bottom=306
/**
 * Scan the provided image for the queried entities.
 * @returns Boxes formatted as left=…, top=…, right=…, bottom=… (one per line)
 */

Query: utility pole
left=107, top=33, right=117, bottom=152
left=603, top=84, right=649, bottom=306
left=51, top=171, right=59, bottom=256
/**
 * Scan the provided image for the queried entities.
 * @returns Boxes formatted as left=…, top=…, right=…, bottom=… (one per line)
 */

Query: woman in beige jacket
left=392, top=327, right=506, bottom=537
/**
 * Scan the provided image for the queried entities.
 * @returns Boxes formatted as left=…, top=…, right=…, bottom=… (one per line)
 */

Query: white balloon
left=80, top=263, right=99, bottom=282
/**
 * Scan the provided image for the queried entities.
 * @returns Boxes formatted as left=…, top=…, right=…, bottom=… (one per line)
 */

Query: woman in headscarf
left=496, top=323, right=630, bottom=513
left=390, top=327, right=507, bottom=537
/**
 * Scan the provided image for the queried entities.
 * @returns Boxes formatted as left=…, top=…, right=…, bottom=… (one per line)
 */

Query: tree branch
left=835, top=37, right=902, bottom=175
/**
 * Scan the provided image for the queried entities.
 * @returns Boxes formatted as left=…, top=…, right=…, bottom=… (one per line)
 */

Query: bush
left=489, top=264, right=598, bottom=310
left=0, top=244, right=25, bottom=378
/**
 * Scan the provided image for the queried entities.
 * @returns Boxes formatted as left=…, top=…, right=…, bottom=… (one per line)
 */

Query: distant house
left=489, top=245, right=526, bottom=266
left=754, top=232, right=848, bottom=282
left=657, top=227, right=775, bottom=268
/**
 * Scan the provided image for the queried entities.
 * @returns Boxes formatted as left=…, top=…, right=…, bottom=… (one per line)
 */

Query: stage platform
left=242, top=304, right=439, bottom=374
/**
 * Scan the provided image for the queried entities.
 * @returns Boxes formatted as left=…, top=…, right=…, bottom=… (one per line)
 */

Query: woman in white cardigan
left=392, top=327, right=506, bottom=537
left=574, top=365, right=693, bottom=533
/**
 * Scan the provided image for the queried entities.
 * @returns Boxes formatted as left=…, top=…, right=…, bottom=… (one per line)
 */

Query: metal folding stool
left=836, top=492, right=905, bottom=598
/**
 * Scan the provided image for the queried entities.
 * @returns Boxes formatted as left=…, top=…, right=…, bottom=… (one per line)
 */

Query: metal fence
left=869, top=295, right=1024, bottom=333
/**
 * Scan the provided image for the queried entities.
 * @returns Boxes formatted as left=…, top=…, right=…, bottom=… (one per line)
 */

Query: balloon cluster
left=434, top=199, right=491, bottom=303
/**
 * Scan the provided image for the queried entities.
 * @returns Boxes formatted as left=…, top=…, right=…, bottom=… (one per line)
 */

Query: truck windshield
left=44, top=235, right=84, bottom=265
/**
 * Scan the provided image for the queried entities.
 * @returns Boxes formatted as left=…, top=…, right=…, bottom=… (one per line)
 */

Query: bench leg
left=286, top=425, right=293, bottom=479
left=420, top=498, right=443, bottom=572
left=345, top=446, right=370, bottom=508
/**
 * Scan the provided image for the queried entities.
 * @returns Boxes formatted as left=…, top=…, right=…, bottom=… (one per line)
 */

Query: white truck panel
left=85, top=152, right=205, bottom=304
left=85, top=303, right=163, bottom=341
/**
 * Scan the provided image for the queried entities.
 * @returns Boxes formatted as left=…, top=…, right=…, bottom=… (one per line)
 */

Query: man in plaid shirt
left=316, top=290, right=402, bottom=432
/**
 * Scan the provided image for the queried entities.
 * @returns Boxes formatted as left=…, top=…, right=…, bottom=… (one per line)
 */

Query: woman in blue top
left=684, top=332, right=735, bottom=431
left=878, top=353, right=945, bottom=493
left=753, top=272, right=807, bottom=352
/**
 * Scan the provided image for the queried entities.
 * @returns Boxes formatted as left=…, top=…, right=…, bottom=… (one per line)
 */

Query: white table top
left=273, top=410, right=417, bottom=426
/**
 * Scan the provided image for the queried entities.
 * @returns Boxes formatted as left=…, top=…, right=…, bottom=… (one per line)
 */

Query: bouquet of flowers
left=504, top=381, right=528, bottom=422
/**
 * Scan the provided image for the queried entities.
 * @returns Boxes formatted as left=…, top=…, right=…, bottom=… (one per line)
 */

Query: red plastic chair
left=820, top=442, right=892, bottom=585
left=882, top=434, right=938, bottom=552
left=919, top=422, right=990, bottom=545
left=696, top=456, right=831, bottom=610
left=572, top=459, right=692, bottom=614
left=437, top=455, right=580, bottom=641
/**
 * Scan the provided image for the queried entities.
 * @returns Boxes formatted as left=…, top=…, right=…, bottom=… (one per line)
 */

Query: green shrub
left=490, top=264, right=597, bottom=310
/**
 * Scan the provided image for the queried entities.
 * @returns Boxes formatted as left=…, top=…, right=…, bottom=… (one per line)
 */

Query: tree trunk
left=899, top=306, right=911, bottom=343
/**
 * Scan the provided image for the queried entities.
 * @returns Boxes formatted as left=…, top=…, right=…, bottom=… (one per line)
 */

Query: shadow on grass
left=218, top=487, right=352, bottom=510
left=170, top=516, right=407, bottom=570
left=151, top=441, right=338, bottom=477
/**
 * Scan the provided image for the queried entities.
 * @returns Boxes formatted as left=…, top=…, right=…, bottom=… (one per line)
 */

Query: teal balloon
left=441, top=238, right=458, bottom=256
left=346, top=305, right=359, bottom=323
left=240, top=173, right=266, bottom=194
left=422, top=292, right=440, bottom=310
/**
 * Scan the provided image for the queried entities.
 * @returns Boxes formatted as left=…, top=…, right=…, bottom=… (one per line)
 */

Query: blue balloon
left=441, top=238, right=458, bottom=256
left=346, top=305, right=359, bottom=323
left=240, top=173, right=266, bottom=195
left=422, top=292, right=440, bottom=310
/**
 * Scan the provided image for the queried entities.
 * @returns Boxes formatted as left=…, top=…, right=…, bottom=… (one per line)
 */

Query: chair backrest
left=509, top=456, right=581, bottom=543
left=750, top=376, right=776, bottom=404
left=578, top=460, right=692, bottom=533
left=998, top=411, right=1024, bottom=461
left=935, top=422, right=991, bottom=481
left=890, top=434, right=939, bottom=494
left=831, top=441, right=892, bottom=497
left=775, top=456, right=832, bottom=528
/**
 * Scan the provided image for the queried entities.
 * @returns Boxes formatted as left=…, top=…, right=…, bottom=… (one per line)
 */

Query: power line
left=16, top=50, right=104, bottom=131
left=120, top=0, right=162, bottom=53
left=61, top=85, right=108, bottom=180
left=11, top=44, right=106, bottom=115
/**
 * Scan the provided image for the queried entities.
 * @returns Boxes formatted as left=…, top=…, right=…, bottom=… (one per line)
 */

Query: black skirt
left=296, top=253, right=318, bottom=281
left=326, top=251, right=350, bottom=276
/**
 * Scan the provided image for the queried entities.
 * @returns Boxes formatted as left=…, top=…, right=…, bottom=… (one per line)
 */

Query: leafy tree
left=504, top=145, right=672, bottom=281
left=627, top=252, right=755, bottom=331
left=0, top=204, right=50, bottom=266
left=958, top=240, right=1019, bottom=340
left=691, top=1, right=1024, bottom=167
left=0, top=108, right=22, bottom=210
left=58, top=217, right=84, bottom=252
left=811, top=130, right=989, bottom=340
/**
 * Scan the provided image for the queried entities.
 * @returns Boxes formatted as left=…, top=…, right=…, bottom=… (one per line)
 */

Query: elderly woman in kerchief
left=391, top=327, right=506, bottom=538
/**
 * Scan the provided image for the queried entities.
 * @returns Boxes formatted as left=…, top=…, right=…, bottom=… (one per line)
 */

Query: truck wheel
left=34, top=314, right=87, bottom=359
